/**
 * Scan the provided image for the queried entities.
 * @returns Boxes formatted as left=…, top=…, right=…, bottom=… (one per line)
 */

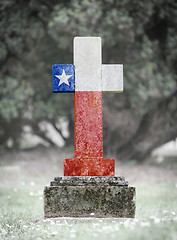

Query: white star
left=55, top=69, right=72, bottom=86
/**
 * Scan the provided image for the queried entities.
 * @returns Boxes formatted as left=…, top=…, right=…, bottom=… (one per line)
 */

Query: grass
left=0, top=147, right=177, bottom=239
left=0, top=179, right=177, bottom=240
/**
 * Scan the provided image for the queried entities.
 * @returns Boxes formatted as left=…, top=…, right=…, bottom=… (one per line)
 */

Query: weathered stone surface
left=44, top=176, right=136, bottom=218
left=73, top=37, right=123, bottom=92
left=74, top=92, right=103, bottom=159
left=51, top=176, right=128, bottom=186
left=102, top=64, right=123, bottom=92
left=64, top=158, right=115, bottom=176
left=74, top=37, right=102, bottom=91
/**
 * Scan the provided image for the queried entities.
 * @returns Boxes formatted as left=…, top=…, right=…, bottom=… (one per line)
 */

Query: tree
left=0, top=0, right=176, bottom=161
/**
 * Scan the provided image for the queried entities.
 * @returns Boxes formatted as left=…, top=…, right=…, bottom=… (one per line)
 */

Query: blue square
left=52, top=64, right=75, bottom=92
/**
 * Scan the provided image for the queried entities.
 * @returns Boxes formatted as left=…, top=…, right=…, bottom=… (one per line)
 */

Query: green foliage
left=0, top=0, right=176, bottom=149
left=0, top=77, right=34, bottom=121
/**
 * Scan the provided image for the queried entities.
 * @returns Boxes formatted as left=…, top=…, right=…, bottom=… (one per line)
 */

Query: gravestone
left=44, top=37, right=136, bottom=218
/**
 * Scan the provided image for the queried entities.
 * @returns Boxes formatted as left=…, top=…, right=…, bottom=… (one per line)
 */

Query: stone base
left=44, top=177, right=136, bottom=218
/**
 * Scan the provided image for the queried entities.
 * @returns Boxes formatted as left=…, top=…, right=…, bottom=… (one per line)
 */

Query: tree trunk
left=103, top=90, right=177, bottom=161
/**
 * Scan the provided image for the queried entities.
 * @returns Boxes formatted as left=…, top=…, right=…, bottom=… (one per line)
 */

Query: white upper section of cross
left=74, top=37, right=123, bottom=92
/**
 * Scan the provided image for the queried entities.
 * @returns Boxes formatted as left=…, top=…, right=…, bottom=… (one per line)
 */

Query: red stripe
left=64, top=158, right=115, bottom=176
left=64, top=91, right=115, bottom=176
left=74, top=91, right=103, bottom=158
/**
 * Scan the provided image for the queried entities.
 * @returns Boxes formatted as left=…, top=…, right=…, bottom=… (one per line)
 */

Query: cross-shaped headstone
left=53, top=37, right=123, bottom=176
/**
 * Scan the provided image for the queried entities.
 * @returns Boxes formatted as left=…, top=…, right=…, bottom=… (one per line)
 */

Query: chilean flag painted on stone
left=52, top=37, right=123, bottom=176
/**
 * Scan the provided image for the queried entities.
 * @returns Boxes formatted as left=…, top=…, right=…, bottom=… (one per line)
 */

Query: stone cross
left=53, top=37, right=123, bottom=176
left=44, top=39, right=135, bottom=219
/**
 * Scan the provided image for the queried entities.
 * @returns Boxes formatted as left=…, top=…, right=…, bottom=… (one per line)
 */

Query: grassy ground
left=0, top=148, right=177, bottom=240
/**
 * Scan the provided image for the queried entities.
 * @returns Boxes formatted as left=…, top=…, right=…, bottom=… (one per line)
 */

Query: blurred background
left=1, top=2, right=177, bottom=238
left=0, top=0, right=177, bottom=164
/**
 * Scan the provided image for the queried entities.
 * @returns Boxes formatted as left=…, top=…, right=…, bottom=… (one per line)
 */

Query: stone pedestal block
left=44, top=177, right=136, bottom=218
